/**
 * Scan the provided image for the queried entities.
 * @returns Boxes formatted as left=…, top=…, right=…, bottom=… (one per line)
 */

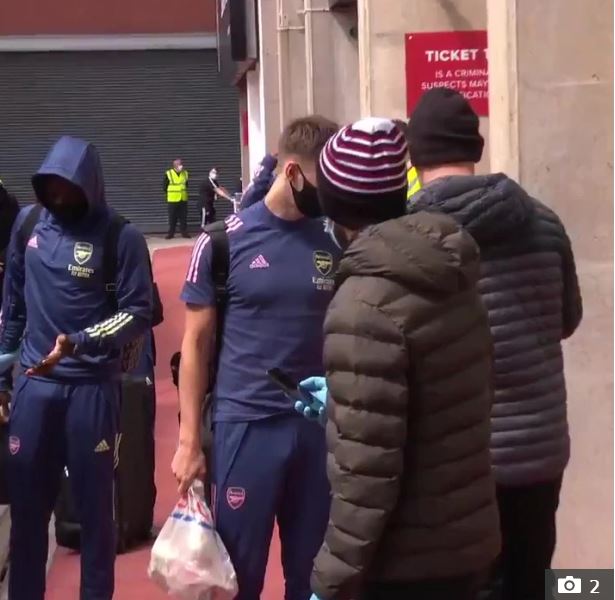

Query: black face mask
left=48, top=200, right=88, bottom=225
left=289, top=166, right=322, bottom=218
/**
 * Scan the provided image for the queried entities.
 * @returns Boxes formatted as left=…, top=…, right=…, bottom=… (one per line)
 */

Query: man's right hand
left=171, top=443, right=206, bottom=495
left=0, top=391, right=10, bottom=424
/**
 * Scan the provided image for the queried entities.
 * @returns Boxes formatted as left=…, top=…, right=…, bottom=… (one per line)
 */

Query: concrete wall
left=277, top=0, right=309, bottom=126
left=246, top=0, right=359, bottom=166
left=258, top=0, right=282, bottom=150
left=246, top=68, right=266, bottom=176
left=488, top=0, right=614, bottom=568
left=358, top=0, right=490, bottom=171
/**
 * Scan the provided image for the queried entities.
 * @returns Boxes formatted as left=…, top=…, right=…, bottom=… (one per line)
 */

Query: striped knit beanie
left=317, top=117, right=408, bottom=229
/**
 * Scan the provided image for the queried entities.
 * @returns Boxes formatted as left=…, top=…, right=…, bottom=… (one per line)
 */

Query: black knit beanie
left=408, top=88, right=484, bottom=167
left=317, top=118, right=408, bottom=229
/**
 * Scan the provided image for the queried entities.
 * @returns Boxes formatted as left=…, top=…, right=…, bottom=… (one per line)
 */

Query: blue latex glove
left=294, top=376, right=328, bottom=426
left=300, top=377, right=328, bottom=406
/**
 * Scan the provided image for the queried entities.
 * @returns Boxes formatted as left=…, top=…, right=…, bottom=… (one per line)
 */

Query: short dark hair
left=279, top=115, right=339, bottom=161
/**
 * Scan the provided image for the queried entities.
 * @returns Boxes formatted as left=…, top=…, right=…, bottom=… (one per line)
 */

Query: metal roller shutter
left=0, top=49, right=240, bottom=233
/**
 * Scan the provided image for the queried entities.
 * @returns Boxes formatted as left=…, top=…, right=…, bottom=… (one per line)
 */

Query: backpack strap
left=202, top=220, right=230, bottom=390
left=17, top=204, right=43, bottom=252
left=102, top=212, right=128, bottom=309
left=204, top=221, right=230, bottom=307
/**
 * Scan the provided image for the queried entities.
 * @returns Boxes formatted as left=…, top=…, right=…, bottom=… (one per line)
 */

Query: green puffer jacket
left=311, top=211, right=501, bottom=600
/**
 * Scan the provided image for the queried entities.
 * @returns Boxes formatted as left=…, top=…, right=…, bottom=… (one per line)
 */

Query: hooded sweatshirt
left=239, top=154, right=277, bottom=211
left=0, top=136, right=153, bottom=389
left=410, top=173, right=583, bottom=486
left=312, top=211, right=500, bottom=599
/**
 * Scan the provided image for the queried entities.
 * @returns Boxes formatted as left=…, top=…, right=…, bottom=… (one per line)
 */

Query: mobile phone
left=267, top=368, right=316, bottom=406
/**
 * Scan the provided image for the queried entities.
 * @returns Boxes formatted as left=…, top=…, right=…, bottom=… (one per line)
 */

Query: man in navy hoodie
left=0, top=136, right=152, bottom=600
left=239, top=153, right=278, bottom=211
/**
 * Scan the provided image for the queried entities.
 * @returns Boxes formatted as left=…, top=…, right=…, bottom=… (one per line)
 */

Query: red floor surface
left=45, top=246, right=284, bottom=599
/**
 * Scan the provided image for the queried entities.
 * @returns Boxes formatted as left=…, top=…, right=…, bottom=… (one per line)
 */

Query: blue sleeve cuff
left=67, top=332, right=86, bottom=355
left=261, top=154, right=278, bottom=172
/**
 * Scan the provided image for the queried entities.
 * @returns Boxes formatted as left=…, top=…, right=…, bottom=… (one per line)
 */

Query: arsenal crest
left=226, top=487, right=246, bottom=510
left=313, top=251, right=333, bottom=277
left=74, top=242, right=93, bottom=265
left=8, top=436, right=20, bottom=455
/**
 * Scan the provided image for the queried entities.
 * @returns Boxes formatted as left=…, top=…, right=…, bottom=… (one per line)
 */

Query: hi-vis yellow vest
left=166, top=169, right=189, bottom=203
left=407, top=166, right=421, bottom=201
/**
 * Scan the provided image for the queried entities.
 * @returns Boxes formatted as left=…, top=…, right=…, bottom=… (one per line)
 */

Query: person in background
left=407, top=164, right=421, bottom=200
left=172, top=116, right=339, bottom=600
left=199, top=167, right=233, bottom=228
left=0, top=180, right=19, bottom=309
left=240, top=153, right=278, bottom=211
left=392, top=119, right=421, bottom=203
left=0, top=136, right=152, bottom=600
left=0, top=180, right=20, bottom=405
left=163, top=158, right=190, bottom=239
left=407, top=87, right=583, bottom=600
left=130, top=270, right=164, bottom=515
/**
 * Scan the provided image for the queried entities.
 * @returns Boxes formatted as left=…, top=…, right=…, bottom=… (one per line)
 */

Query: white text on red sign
left=425, top=48, right=488, bottom=62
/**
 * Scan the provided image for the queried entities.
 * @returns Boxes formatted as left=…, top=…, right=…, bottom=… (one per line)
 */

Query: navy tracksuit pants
left=211, top=414, right=330, bottom=600
left=8, top=375, right=119, bottom=600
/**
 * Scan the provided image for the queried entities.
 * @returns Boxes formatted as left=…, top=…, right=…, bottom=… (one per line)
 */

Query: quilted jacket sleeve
left=559, top=229, right=582, bottom=339
left=311, top=296, right=409, bottom=600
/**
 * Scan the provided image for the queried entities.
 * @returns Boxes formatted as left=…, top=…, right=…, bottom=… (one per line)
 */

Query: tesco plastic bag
left=148, top=481, right=238, bottom=600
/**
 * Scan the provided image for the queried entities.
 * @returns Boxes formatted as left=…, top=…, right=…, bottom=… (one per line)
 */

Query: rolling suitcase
left=54, top=375, right=156, bottom=553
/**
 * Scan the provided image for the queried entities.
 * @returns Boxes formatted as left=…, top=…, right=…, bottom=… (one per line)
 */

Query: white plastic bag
left=148, top=481, right=238, bottom=600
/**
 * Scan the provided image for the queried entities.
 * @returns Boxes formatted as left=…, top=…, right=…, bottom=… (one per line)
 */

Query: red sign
left=405, top=30, right=489, bottom=117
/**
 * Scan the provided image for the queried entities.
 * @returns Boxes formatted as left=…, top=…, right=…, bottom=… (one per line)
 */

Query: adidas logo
left=249, top=255, right=270, bottom=269
left=94, top=439, right=111, bottom=453
left=27, top=235, right=38, bottom=248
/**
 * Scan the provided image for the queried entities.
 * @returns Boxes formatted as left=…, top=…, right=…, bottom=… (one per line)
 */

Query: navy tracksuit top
left=0, top=136, right=153, bottom=388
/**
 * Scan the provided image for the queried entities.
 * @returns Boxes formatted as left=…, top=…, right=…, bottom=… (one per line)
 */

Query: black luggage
left=54, top=375, right=156, bottom=553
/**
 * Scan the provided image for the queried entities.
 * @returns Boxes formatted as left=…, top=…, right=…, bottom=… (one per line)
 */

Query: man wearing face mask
left=0, top=136, right=153, bottom=600
left=240, top=153, right=278, bottom=211
left=163, top=158, right=190, bottom=239
left=173, top=115, right=339, bottom=600
left=198, top=167, right=233, bottom=228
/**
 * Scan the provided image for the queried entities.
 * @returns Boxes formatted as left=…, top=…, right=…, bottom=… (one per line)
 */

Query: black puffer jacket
left=410, top=174, right=583, bottom=486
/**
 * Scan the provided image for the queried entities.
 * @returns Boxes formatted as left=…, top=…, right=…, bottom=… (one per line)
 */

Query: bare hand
left=26, top=334, right=75, bottom=377
left=171, top=444, right=206, bottom=495
left=0, top=391, right=10, bottom=424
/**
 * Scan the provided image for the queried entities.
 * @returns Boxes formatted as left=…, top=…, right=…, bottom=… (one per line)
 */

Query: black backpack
left=18, top=205, right=163, bottom=371
left=170, top=220, right=230, bottom=392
